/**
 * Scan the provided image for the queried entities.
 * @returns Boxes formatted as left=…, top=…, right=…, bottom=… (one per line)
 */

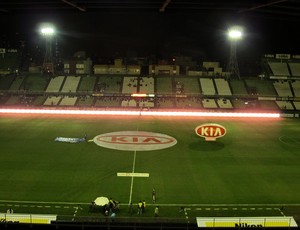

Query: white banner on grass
left=54, top=137, right=86, bottom=143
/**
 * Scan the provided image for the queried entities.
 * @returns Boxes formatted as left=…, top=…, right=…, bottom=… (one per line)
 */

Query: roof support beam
left=61, top=0, right=86, bottom=12
left=159, top=0, right=171, bottom=12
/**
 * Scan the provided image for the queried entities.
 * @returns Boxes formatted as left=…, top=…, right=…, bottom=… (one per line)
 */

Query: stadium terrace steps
left=122, top=76, right=139, bottom=94
left=292, top=81, right=300, bottom=97
left=268, top=61, right=290, bottom=76
left=59, top=96, right=78, bottom=106
left=202, top=98, right=218, bottom=108
left=217, top=99, right=233, bottom=109
left=60, top=76, right=81, bottom=93
left=45, top=76, right=65, bottom=93
left=140, top=77, right=154, bottom=94
left=275, top=100, right=295, bottom=110
left=273, top=81, right=293, bottom=97
left=199, top=78, right=216, bottom=95
left=43, top=96, right=62, bottom=106
left=288, top=62, right=300, bottom=77
left=214, top=78, right=232, bottom=96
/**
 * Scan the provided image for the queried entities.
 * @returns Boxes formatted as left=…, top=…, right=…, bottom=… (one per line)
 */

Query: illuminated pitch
left=0, top=108, right=280, bottom=118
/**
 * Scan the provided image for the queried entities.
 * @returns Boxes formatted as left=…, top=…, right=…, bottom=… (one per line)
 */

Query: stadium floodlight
left=228, top=27, right=242, bottom=40
left=40, top=24, right=55, bottom=75
left=40, top=27, right=55, bottom=36
left=226, top=26, right=243, bottom=79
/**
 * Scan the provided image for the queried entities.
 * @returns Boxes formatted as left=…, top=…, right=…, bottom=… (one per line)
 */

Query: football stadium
left=1, top=54, right=300, bottom=230
left=1, top=1, right=300, bottom=230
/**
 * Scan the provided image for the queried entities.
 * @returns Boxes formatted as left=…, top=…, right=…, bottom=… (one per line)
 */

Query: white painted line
left=184, top=208, right=189, bottom=221
left=0, top=200, right=299, bottom=207
left=117, top=172, right=149, bottom=177
left=195, top=208, right=202, bottom=210
left=277, top=208, right=285, bottom=216
left=0, top=200, right=89, bottom=205
left=72, top=207, right=79, bottom=221
left=128, top=150, right=137, bottom=205
left=55, top=206, right=61, bottom=208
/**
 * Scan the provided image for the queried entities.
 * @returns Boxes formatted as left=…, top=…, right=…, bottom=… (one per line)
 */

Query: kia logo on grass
left=195, top=123, right=226, bottom=141
left=93, top=131, right=177, bottom=151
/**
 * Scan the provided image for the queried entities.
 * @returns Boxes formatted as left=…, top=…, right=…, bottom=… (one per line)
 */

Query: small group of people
left=137, top=200, right=146, bottom=214
left=128, top=200, right=159, bottom=217
left=91, top=188, right=159, bottom=218
left=103, top=198, right=119, bottom=216
left=89, top=197, right=120, bottom=217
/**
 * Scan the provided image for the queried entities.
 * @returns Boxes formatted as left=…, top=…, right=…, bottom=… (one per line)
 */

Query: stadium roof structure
left=1, top=0, right=300, bottom=19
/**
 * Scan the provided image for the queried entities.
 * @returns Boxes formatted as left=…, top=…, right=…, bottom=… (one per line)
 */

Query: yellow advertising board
left=196, top=216, right=298, bottom=228
left=0, top=213, right=57, bottom=224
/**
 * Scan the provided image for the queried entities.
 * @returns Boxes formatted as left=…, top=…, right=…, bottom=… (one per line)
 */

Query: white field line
left=1, top=200, right=299, bottom=208
left=279, top=135, right=300, bottom=146
left=184, top=208, right=189, bottom=222
left=72, top=206, right=79, bottom=221
left=0, top=200, right=89, bottom=205
left=128, top=150, right=137, bottom=205
left=121, top=203, right=300, bottom=207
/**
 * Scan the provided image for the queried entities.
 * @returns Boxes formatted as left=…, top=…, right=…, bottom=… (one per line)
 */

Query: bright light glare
left=0, top=108, right=280, bottom=118
left=41, top=27, right=55, bottom=36
left=228, top=27, right=243, bottom=40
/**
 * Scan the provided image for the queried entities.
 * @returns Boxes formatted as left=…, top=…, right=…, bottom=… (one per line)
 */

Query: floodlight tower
left=40, top=25, right=55, bottom=74
left=226, top=26, right=243, bottom=79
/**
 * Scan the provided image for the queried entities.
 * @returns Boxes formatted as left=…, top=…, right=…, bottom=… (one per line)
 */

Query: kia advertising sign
left=195, top=123, right=226, bottom=141
left=93, top=131, right=177, bottom=151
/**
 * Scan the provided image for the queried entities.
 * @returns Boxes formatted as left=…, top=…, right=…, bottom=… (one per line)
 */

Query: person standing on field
left=154, top=206, right=159, bottom=217
left=137, top=201, right=143, bottom=215
left=152, top=188, right=156, bottom=203
left=142, top=200, right=146, bottom=213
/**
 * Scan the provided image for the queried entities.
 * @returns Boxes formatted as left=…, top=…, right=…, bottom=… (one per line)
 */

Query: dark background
left=1, top=0, right=300, bottom=63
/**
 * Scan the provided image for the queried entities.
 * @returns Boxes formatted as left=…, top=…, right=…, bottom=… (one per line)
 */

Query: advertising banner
left=196, top=216, right=298, bottom=228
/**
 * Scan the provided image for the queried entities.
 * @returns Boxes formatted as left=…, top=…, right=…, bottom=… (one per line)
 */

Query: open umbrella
left=94, top=197, right=109, bottom=206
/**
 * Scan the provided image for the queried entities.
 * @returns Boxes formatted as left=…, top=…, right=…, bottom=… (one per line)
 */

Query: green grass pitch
left=0, top=114, right=300, bottom=221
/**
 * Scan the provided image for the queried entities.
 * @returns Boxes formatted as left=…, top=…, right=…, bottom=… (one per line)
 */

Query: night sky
left=1, top=9, right=300, bottom=63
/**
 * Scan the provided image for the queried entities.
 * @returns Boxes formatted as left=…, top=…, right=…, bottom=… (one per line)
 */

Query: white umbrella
left=94, top=197, right=109, bottom=206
